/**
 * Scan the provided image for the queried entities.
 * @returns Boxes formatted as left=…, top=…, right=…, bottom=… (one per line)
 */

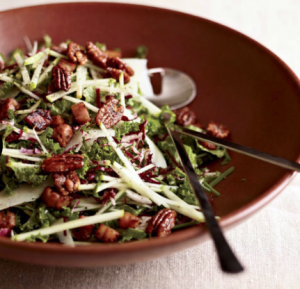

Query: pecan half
left=95, top=98, right=124, bottom=128
left=71, top=102, right=91, bottom=124
left=57, top=58, right=77, bottom=73
left=24, top=109, right=53, bottom=131
left=119, top=212, right=140, bottom=229
left=41, top=186, right=72, bottom=209
left=52, top=65, right=71, bottom=92
left=174, top=107, right=196, bottom=126
left=53, top=171, right=80, bottom=196
left=146, top=209, right=177, bottom=237
left=67, top=42, right=88, bottom=65
left=41, top=154, right=84, bottom=173
left=52, top=124, right=74, bottom=147
left=51, top=115, right=65, bottom=127
left=72, top=216, right=95, bottom=241
left=0, top=98, right=21, bottom=120
left=206, top=121, right=230, bottom=139
left=0, top=210, right=16, bottom=229
left=86, top=41, right=108, bottom=69
left=107, top=57, right=134, bottom=76
left=95, top=224, right=120, bottom=243
left=106, top=67, right=131, bottom=84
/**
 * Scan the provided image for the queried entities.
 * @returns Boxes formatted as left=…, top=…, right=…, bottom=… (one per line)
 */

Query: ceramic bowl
left=0, top=2, right=299, bottom=267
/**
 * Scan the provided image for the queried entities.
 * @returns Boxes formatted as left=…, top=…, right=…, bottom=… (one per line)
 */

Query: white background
left=1, top=1, right=300, bottom=289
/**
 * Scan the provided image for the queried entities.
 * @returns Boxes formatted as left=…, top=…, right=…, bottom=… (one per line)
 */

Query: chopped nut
left=95, top=98, right=124, bottom=128
left=106, top=67, right=131, bottom=83
left=51, top=115, right=65, bottom=127
left=53, top=171, right=80, bottom=196
left=52, top=65, right=71, bottom=92
left=0, top=98, right=20, bottom=120
left=41, top=154, right=84, bottom=173
left=24, top=109, right=53, bottom=131
left=107, top=57, right=134, bottom=76
left=86, top=41, right=108, bottom=69
left=41, top=186, right=72, bottom=209
left=199, top=140, right=217, bottom=150
left=67, top=42, right=88, bottom=65
left=119, top=212, right=140, bottom=229
left=206, top=121, right=230, bottom=139
left=0, top=210, right=16, bottom=229
left=71, top=102, right=91, bottom=124
left=95, top=224, right=120, bottom=243
left=174, top=107, right=196, bottom=126
left=146, top=209, right=177, bottom=237
left=72, top=216, right=95, bottom=241
left=57, top=58, right=77, bottom=73
left=52, top=124, right=74, bottom=147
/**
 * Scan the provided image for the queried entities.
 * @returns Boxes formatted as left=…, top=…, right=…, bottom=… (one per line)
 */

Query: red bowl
left=0, top=2, right=299, bottom=267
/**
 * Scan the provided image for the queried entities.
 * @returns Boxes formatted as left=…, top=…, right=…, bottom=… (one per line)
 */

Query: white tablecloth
left=1, top=1, right=300, bottom=288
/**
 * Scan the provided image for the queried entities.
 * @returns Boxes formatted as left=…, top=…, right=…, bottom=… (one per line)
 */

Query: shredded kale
left=119, top=228, right=147, bottom=242
left=40, top=127, right=64, bottom=154
left=0, top=82, right=16, bottom=99
left=7, top=162, right=47, bottom=186
left=50, top=99, right=72, bottom=116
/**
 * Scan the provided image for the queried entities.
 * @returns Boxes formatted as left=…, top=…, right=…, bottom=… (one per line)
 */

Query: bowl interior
left=0, top=2, right=300, bottom=266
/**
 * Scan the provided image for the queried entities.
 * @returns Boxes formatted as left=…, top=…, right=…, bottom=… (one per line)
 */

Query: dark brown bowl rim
left=0, top=2, right=299, bottom=256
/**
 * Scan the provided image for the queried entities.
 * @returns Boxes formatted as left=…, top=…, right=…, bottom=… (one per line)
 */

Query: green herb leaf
left=119, top=228, right=147, bottom=242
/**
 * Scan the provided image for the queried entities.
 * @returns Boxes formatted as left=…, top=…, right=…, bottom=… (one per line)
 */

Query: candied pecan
left=41, top=154, right=84, bottom=173
left=67, top=42, right=88, bottom=65
left=107, top=57, right=134, bottom=76
left=57, top=58, right=77, bottom=73
left=52, top=124, right=74, bottom=147
left=41, top=186, right=72, bottom=209
left=146, top=209, right=177, bottom=237
left=72, top=216, right=95, bottom=241
left=0, top=211, right=16, bottom=229
left=53, top=171, right=80, bottom=196
left=95, top=224, right=120, bottom=243
left=24, top=109, right=53, bottom=131
left=106, top=50, right=122, bottom=58
left=0, top=98, right=21, bottom=120
left=95, top=98, right=124, bottom=128
left=51, top=115, right=65, bottom=127
left=106, top=67, right=131, bottom=84
left=71, top=102, right=91, bottom=124
left=52, top=65, right=71, bottom=92
left=199, top=140, right=217, bottom=150
left=206, top=121, right=230, bottom=139
left=119, top=212, right=140, bottom=229
left=50, top=45, right=67, bottom=55
left=174, top=107, right=196, bottom=126
left=86, top=41, right=108, bottom=69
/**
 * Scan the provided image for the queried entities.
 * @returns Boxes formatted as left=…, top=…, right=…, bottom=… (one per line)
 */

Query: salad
left=0, top=36, right=234, bottom=245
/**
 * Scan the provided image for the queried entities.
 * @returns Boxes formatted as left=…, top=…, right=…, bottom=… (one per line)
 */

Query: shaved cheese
left=145, top=135, right=167, bottom=168
left=54, top=219, right=75, bottom=247
left=0, top=179, right=52, bottom=210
